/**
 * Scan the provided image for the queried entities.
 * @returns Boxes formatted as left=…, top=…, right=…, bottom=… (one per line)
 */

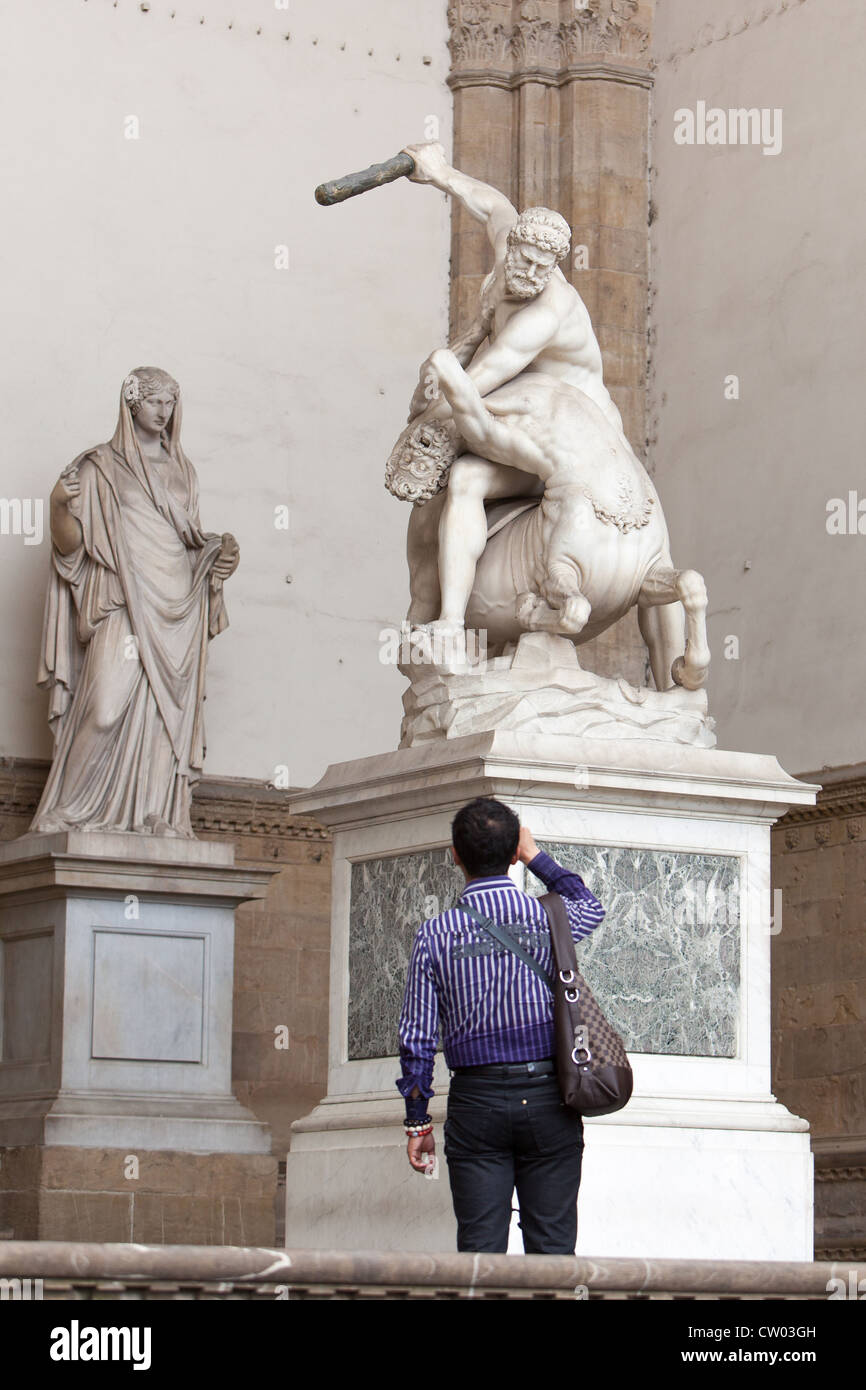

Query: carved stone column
left=447, top=0, right=654, bottom=682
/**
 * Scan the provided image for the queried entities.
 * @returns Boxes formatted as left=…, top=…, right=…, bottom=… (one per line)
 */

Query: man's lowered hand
left=407, top=1131, right=436, bottom=1175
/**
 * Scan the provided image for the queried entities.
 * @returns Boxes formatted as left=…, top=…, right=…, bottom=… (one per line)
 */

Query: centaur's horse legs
left=638, top=559, right=710, bottom=691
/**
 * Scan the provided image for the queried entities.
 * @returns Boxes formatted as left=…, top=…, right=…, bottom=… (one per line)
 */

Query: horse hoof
left=671, top=655, right=708, bottom=691
left=558, top=594, right=591, bottom=634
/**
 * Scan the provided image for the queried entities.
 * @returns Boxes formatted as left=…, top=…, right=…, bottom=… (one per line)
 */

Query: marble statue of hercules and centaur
left=407, top=350, right=710, bottom=692
left=385, top=141, right=710, bottom=694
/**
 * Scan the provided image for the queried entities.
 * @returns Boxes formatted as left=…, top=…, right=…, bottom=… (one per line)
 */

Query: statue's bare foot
left=424, top=618, right=465, bottom=639
left=142, top=813, right=175, bottom=836
left=407, top=619, right=469, bottom=667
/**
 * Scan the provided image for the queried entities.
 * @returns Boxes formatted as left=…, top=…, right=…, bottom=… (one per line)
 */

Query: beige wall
left=0, top=0, right=450, bottom=789
left=650, top=0, right=866, bottom=772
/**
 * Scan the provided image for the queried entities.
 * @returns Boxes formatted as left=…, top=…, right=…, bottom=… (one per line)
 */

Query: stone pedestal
left=0, top=831, right=278, bottom=1242
left=286, top=732, right=818, bottom=1259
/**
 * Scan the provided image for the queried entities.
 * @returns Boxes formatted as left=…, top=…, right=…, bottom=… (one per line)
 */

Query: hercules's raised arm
left=401, top=141, right=518, bottom=249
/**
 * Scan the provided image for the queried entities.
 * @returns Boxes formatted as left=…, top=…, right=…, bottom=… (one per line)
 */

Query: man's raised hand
left=517, top=826, right=540, bottom=865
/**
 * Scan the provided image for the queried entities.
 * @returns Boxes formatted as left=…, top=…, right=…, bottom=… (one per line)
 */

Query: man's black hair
left=451, top=797, right=520, bottom=878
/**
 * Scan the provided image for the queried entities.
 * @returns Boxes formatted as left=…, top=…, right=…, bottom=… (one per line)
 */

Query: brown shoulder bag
left=460, top=893, right=633, bottom=1116
left=539, top=891, right=633, bottom=1116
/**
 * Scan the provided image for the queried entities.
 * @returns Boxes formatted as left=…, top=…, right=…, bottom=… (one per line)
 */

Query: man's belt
left=451, top=1059, right=556, bottom=1078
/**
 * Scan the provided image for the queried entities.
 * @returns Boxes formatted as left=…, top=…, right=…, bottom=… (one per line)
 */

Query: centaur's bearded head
left=504, top=208, right=571, bottom=300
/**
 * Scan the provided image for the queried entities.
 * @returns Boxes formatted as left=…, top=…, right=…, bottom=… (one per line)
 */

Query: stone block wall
left=190, top=777, right=332, bottom=1158
left=772, top=763, right=866, bottom=1260
left=0, top=1147, right=277, bottom=1247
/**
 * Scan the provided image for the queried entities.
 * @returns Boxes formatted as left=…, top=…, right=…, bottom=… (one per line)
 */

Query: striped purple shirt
left=397, top=850, right=605, bottom=1117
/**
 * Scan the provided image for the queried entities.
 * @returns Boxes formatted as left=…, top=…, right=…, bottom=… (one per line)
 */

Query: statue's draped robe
left=33, top=400, right=226, bottom=836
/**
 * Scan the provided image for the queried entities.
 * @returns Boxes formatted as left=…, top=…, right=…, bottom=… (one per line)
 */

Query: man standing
left=397, top=797, right=606, bottom=1254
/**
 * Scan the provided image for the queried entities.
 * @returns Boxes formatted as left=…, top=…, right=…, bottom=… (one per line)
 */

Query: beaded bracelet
left=405, top=1120, right=433, bottom=1137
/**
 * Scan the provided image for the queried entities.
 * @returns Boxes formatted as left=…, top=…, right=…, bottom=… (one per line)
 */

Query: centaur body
left=407, top=351, right=710, bottom=691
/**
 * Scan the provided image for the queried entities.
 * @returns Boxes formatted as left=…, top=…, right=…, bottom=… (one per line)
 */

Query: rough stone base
left=399, top=632, right=715, bottom=748
left=0, top=1146, right=278, bottom=1245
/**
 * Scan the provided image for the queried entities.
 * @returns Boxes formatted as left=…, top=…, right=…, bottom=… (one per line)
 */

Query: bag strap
left=458, top=903, right=554, bottom=990
left=539, top=892, right=581, bottom=983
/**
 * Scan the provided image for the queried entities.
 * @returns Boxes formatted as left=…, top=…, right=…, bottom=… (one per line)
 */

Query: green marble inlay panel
left=347, top=842, right=740, bottom=1061
left=529, top=842, right=740, bottom=1057
left=348, top=848, right=462, bottom=1062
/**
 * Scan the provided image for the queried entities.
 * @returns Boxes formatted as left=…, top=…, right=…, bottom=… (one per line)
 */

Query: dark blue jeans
left=444, top=1068, right=584, bottom=1254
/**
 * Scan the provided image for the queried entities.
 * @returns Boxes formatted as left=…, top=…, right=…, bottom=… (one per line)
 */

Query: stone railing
left=0, top=1243, right=862, bottom=1301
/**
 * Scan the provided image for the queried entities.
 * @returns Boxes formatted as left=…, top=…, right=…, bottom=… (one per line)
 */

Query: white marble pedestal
left=286, top=732, right=818, bottom=1259
left=0, top=831, right=274, bottom=1153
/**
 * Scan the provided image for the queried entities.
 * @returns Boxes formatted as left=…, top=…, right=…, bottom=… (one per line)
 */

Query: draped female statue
left=32, top=367, right=239, bottom=837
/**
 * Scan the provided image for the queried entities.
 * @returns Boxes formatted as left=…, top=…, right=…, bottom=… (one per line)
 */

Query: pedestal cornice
left=0, top=830, right=276, bottom=906
left=777, top=762, right=866, bottom=825
left=290, top=732, right=818, bottom=830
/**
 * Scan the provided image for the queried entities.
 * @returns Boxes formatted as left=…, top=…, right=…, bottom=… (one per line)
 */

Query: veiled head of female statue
left=122, top=367, right=180, bottom=430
